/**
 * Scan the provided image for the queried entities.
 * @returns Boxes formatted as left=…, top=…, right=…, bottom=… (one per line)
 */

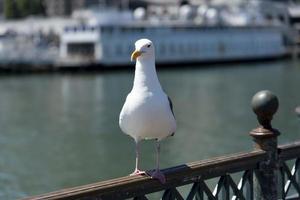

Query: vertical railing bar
left=196, top=181, right=204, bottom=200
left=186, top=182, right=199, bottom=200
left=162, top=189, right=172, bottom=200
left=279, top=164, right=286, bottom=200
left=170, top=188, right=175, bottom=200
left=291, top=158, right=300, bottom=196
left=222, top=175, right=230, bottom=200
left=201, top=179, right=217, bottom=200
left=240, top=177, right=248, bottom=200
left=248, top=169, right=254, bottom=200
left=283, top=162, right=292, bottom=197
left=297, top=158, right=300, bottom=197
left=294, top=158, right=300, bottom=185
left=171, top=188, right=184, bottom=200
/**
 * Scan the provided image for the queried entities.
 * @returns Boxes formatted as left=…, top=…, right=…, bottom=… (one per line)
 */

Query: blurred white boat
left=59, top=2, right=287, bottom=67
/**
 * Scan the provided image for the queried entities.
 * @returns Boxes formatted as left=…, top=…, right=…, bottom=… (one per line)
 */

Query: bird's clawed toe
left=149, top=169, right=166, bottom=184
left=130, top=169, right=146, bottom=176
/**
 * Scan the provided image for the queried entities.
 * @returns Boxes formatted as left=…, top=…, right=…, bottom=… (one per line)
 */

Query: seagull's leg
left=130, top=139, right=145, bottom=176
left=155, top=140, right=161, bottom=170
left=150, top=140, right=166, bottom=184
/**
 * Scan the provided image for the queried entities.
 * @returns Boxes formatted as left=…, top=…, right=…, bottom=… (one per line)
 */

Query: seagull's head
left=131, top=39, right=155, bottom=62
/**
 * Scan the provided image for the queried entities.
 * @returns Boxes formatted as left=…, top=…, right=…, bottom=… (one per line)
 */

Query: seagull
left=119, top=38, right=176, bottom=184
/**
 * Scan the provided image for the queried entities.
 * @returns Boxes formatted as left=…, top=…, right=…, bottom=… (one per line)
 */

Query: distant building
left=44, top=0, right=99, bottom=17
left=44, top=0, right=71, bottom=17
left=0, top=0, right=3, bottom=17
left=44, top=0, right=156, bottom=17
left=71, top=0, right=100, bottom=10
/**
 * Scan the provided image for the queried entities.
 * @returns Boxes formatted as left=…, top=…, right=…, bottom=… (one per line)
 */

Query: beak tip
left=131, top=50, right=142, bottom=62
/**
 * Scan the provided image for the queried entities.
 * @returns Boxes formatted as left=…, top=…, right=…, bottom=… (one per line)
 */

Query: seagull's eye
left=147, top=44, right=151, bottom=48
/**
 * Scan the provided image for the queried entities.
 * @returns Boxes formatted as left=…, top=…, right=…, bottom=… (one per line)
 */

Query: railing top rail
left=279, top=140, right=300, bottom=161
left=24, top=150, right=266, bottom=200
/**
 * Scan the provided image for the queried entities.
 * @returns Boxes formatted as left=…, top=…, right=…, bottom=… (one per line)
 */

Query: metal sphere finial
left=251, top=90, right=279, bottom=128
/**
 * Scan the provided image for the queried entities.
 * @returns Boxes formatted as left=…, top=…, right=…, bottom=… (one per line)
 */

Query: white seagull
left=119, top=39, right=176, bottom=183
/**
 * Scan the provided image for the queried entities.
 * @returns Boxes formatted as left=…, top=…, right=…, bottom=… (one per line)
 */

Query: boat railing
left=23, top=90, right=300, bottom=200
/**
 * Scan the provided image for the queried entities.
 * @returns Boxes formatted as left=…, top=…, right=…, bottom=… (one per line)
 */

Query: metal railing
left=23, top=90, right=300, bottom=200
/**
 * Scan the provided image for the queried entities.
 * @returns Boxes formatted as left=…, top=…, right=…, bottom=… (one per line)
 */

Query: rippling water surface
left=0, top=60, right=300, bottom=199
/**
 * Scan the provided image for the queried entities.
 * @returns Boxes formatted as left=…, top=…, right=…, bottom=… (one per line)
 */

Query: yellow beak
left=131, top=50, right=142, bottom=61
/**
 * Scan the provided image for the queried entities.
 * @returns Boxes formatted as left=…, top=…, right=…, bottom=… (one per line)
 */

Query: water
left=0, top=60, right=300, bottom=199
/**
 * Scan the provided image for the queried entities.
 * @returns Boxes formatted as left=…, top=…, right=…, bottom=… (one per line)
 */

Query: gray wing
left=168, top=96, right=175, bottom=117
left=168, top=96, right=175, bottom=136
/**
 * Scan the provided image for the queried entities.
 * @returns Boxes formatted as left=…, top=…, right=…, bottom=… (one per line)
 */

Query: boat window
left=265, top=14, right=273, bottom=21
left=121, top=27, right=129, bottom=33
left=103, top=27, right=113, bottom=35
left=67, top=43, right=95, bottom=58
left=278, top=15, right=285, bottom=23
left=133, top=27, right=144, bottom=33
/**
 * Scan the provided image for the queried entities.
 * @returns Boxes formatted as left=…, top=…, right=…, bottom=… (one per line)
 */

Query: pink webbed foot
left=130, top=169, right=146, bottom=176
left=149, top=169, right=166, bottom=184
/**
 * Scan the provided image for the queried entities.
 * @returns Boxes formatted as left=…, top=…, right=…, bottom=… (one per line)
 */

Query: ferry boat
left=59, top=3, right=287, bottom=67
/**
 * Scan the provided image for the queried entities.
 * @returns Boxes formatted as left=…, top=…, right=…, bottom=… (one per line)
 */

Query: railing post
left=250, top=90, right=280, bottom=200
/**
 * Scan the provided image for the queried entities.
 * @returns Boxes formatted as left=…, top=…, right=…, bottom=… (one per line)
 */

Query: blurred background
left=0, top=0, right=299, bottom=199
